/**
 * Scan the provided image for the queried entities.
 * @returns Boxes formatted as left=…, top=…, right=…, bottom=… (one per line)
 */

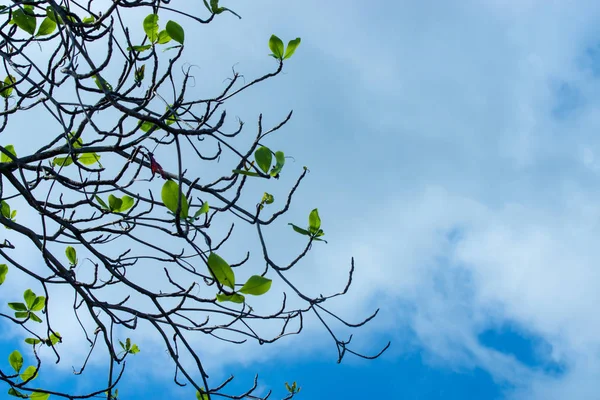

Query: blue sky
left=4, top=0, right=600, bottom=399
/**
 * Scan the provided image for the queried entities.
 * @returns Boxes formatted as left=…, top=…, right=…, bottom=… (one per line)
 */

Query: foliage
left=0, top=1, right=388, bottom=399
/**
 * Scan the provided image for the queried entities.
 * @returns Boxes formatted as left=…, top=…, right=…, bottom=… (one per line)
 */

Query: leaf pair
left=95, top=194, right=134, bottom=213
left=131, top=14, right=184, bottom=52
left=119, top=338, right=140, bottom=355
left=208, top=253, right=272, bottom=303
left=233, top=147, right=285, bottom=178
left=269, top=35, right=301, bottom=60
left=289, top=209, right=326, bottom=242
left=0, top=200, right=17, bottom=227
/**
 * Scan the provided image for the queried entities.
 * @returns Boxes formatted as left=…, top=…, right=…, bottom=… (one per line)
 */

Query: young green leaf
left=134, top=64, right=146, bottom=83
left=20, top=365, right=37, bottom=382
left=0, top=75, right=15, bottom=98
left=1, top=144, right=16, bottom=163
left=0, top=264, right=7, bottom=285
left=8, top=388, right=27, bottom=398
left=95, top=195, right=109, bottom=210
left=92, top=75, right=112, bottom=91
left=45, top=6, right=63, bottom=24
left=308, top=208, right=321, bottom=233
left=207, top=252, right=235, bottom=289
left=29, top=296, right=45, bottom=312
left=49, top=332, right=61, bottom=345
left=254, top=146, right=272, bottom=174
left=14, top=311, right=29, bottom=319
left=78, top=152, right=101, bottom=165
left=129, top=344, right=140, bottom=354
left=8, top=302, right=26, bottom=311
left=196, top=389, right=209, bottom=400
left=143, top=14, right=159, bottom=43
left=29, top=392, right=50, bottom=400
left=288, top=223, right=310, bottom=236
left=139, top=120, right=156, bottom=133
left=52, top=156, right=73, bottom=167
left=65, top=246, right=77, bottom=265
left=270, top=151, right=285, bottom=177
left=82, top=15, right=96, bottom=24
left=261, top=192, right=274, bottom=205
left=23, top=289, right=36, bottom=309
left=216, top=293, right=245, bottom=303
left=128, top=44, right=152, bottom=52
left=118, top=196, right=134, bottom=212
left=0, top=200, right=9, bottom=218
left=157, top=30, right=171, bottom=44
left=36, top=17, right=56, bottom=36
left=283, top=37, right=301, bottom=60
left=166, top=20, right=185, bottom=44
left=232, top=169, right=261, bottom=177
left=194, top=202, right=209, bottom=218
left=239, top=275, right=272, bottom=296
left=108, top=194, right=122, bottom=213
left=161, top=180, right=189, bottom=218
left=24, top=338, right=41, bottom=345
left=269, top=35, right=285, bottom=59
left=8, top=350, right=23, bottom=373
left=12, top=8, right=36, bottom=35
left=29, top=313, right=42, bottom=323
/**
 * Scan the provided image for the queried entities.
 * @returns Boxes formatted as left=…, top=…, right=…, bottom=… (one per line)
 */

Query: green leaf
left=254, top=146, right=272, bottom=174
left=30, top=296, right=45, bottom=312
left=196, top=389, right=209, bottom=400
left=24, top=338, right=41, bottom=345
left=0, top=200, right=9, bottom=218
left=49, top=332, right=61, bottom=345
left=52, top=156, right=73, bottom=167
left=36, top=17, right=56, bottom=36
left=118, top=196, right=134, bottom=212
left=134, top=64, right=146, bottom=83
left=92, top=75, right=112, bottom=92
left=65, top=246, right=77, bottom=266
left=10, top=210, right=16, bottom=219
left=161, top=180, right=189, bottom=218
left=288, top=223, right=310, bottom=236
left=0, top=264, right=7, bottom=285
left=207, top=252, right=235, bottom=289
left=194, top=202, right=209, bottom=218
left=29, top=312, right=42, bottom=323
left=308, top=208, right=321, bottom=233
left=284, top=38, right=301, bottom=60
left=82, top=15, right=95, bottom=24
left=30, top=392, right=50, bottom=400
left=20, top=365, right=37, bottom=382
left=232, top=169, right=261, bottom=177
left=129, top=344, right=140, bottom=354
left=269, top=35, right=284, bottom=59
left=139, top=120, right=155, bottom=132
left=239, top=275, right=272, bottom=296
left=45, top=7, right=63, bottom=24
left=8, top=388, right=27, bottom=398
left=270, top=151, right=285, bottom=177
left=78, top=153, right=101, bottom=165
left=157, top=30, right=171, bottom=44
left=8, top=302, right=27, bottom=311
left=143, top=14, right=159, bottom=43
left=95, top=195, right=109, bottom=210
left=8, top=350, right=23, bottom=373
left=1, top=144, right=16, bottom=163
left=216, top=293, right=245, bottom=303
left=108, top=194, right=122, bottom=212
left=128, top=44, right=152, bottom=52
left=0, top=75, right=15, bottom=98
left=24, top=289, right=36, bottom=309
left=14, top=311, right=28, bottom=319
left=166, top=20, right=185, bottom=44
left=261, top=192, right=274, bottom=205
left=12, top=8, right=36, bottom=35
